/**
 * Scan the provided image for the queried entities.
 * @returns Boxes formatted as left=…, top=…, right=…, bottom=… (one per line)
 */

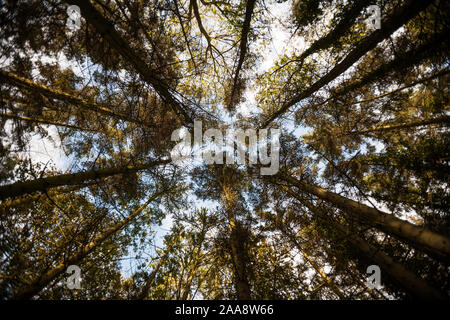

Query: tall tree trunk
left=67, top=0, right=192, bottom=124
left=228, top=0, right=257, bottom=110
left=0, top=182, right=96, bottom=209
left=12, top=190, right=165, bottom=300
left=300, top=199, right=447, bottom=300
left=294, top=0, right=367, bottom=64
left=352, top=115, right=450, bottom=135
left=276, top=175, right=450, bottom=264
left=333, top=32, right=447, bottom=98
left=229, top=222, right=251, bottom=299
left=307, top=68, right=449, bottom=114
left=0, top=70, right=146, bottom=126
left=0, top=159, right=170, bottom=201
left=1, top=112, right=98, bottom=132
left=262, top=0, right=434, bottom=127
left=221, top=168, right=251, bottom=299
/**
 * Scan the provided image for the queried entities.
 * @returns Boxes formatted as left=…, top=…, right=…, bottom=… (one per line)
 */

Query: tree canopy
left=0, top=0, right=448, bottom=300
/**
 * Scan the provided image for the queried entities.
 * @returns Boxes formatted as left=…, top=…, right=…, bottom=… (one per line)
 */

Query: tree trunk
left=180, top=258, right=201, bottom=300
left=228, top=0, right=257, bottom=110
left=353, top=115, right=450, bottom=135
left=1, top=112, right=98, bottom=132
left=229, top=222, right=251, bottom=299
left=300, top=199, right=447, bottom=300
left=221, top=169, right=252, bottom=299
left=0, top=70, right=146, bottom=126
left=0, top=182, right=96, bottom=209
left=262, top=0, right=434, bottom=127
left=291, top=0, right=367, bottom=69
left=334, top=32, right=447, bottom=98
left=0, top=159, right=170, bottom=201
left=12, top=190, right=165, bottom=300
left=68, top=0, right=192, bottom=124
left=277, top=175, right=450, bottom=264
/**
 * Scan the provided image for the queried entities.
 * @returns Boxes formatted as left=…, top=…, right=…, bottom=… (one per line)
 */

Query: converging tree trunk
left=0, top=159, right=170, bottom=201
left=0, top=112, right=99, bottom=132
left=221, top=168, right=252, bottom=299
left=275, top=175, right=450, bottom=264
left=229, top=222, right=251, bottom=299
left=299, top=199, right=447, bottom=300
left=12, top=190, right=166, bottom=300
left=0, top=70, right=146, bottom=126
left=352, top=115, right=450, bottom=135
left=67, top=0, right=192, bottom=123
left=262, top=0, right=435, bottom=127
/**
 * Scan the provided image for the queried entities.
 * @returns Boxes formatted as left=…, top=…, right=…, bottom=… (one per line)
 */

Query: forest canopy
left=0, top=0, right=449, bottom=300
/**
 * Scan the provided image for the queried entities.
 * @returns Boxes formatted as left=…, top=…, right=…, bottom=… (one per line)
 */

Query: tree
left=1, top=0, right=448, bottom=300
